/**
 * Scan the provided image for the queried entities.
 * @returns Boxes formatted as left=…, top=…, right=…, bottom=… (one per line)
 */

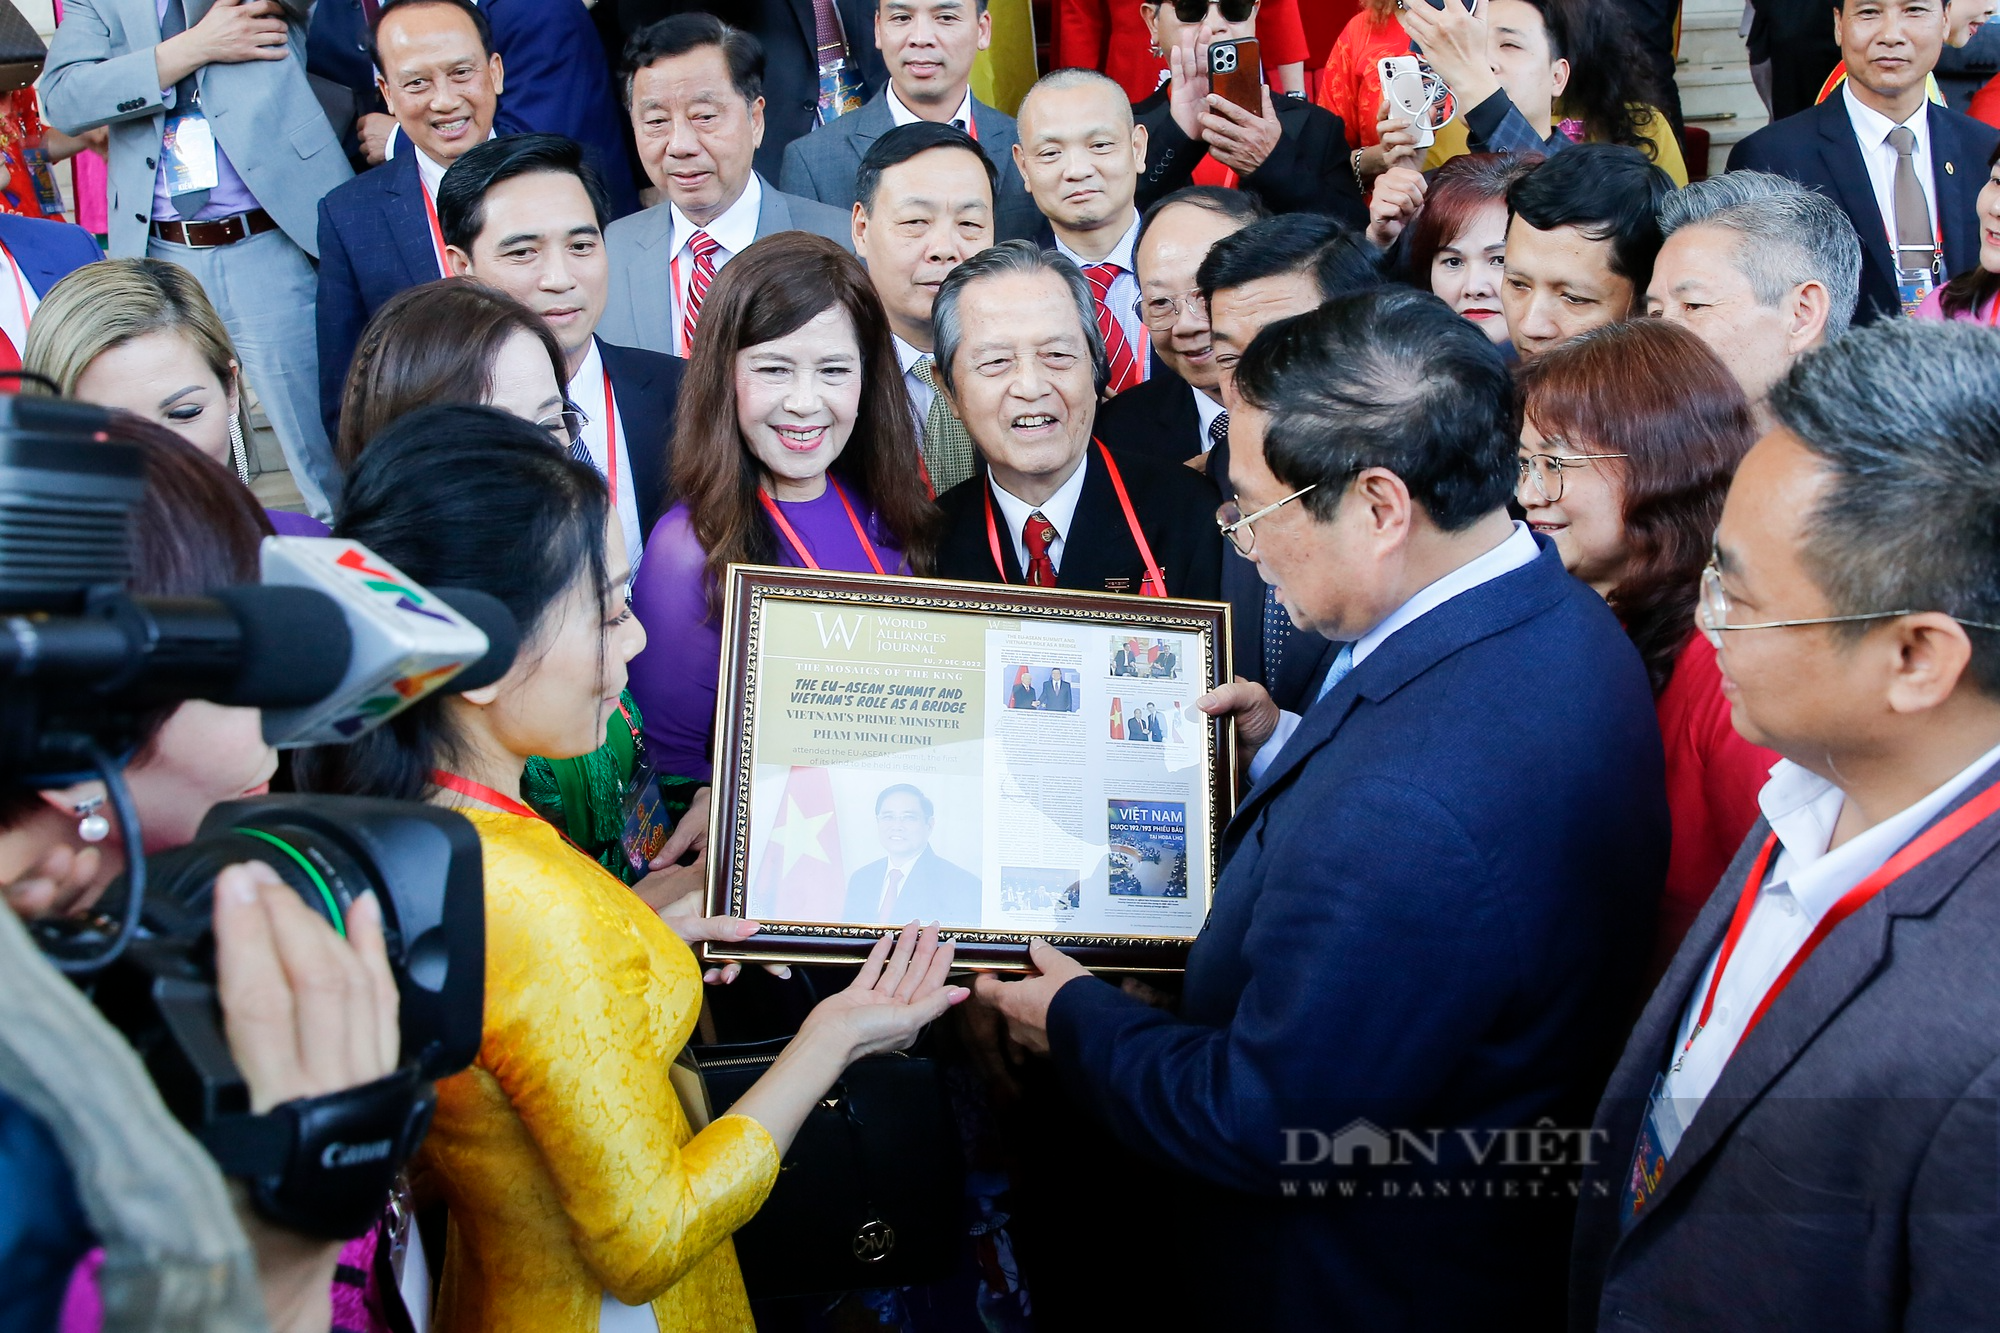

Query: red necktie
left=876, top=867, right=906, bottom=922
left=682, top=231, right=722, bottom=353
left=1022, top=510, right=1058, bottom=587
left=1082, top=262, right=1142, bottom=394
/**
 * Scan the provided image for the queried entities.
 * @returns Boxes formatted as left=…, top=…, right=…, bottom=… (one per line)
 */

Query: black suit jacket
left=1570, top=758, right=2000, bottom=1331
left=620, top=0, right=886, bottom=183
left=934, top=447, right=1222, bottom=601
left=316, top=151, right=439, bottom=438
left=600, top=339, right=687, bottom=541
left=1727, top=96, right=1999, bottom=325
left=1132, top=86, right=1368, bottom=230
left=1207, top=427, right=1338, bottom=707
left=1094, top=367, right=1208, bottom=466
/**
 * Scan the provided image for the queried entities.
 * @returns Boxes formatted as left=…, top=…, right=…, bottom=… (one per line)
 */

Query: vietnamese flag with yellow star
left=751, top=765, right=847, bottom=920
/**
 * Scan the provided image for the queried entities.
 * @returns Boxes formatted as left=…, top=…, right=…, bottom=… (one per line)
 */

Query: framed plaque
left=702, top=565, right=1233, bottom=972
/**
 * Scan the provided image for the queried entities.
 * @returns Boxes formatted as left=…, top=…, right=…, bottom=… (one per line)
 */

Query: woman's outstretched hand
left=804, top=923, right=968, bottom=1061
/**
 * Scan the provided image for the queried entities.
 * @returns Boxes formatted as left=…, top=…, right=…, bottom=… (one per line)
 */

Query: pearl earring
left=75, top=796, right=110, bottom=843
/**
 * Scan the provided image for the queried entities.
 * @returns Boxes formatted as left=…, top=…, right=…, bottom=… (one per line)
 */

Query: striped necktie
left=681, top=230, right=723, bottom=353
left=911, top=355, right=976, bottom=492
left=1082, top=262, right=1142, bottom=394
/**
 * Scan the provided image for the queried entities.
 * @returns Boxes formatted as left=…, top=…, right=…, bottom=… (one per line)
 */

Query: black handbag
left=676, top=1036, right=964, bottom=1301
left=0, top=1, right=45, bottom=95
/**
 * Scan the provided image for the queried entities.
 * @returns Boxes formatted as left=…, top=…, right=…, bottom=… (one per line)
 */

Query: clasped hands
left=1166, top=29, right=1282, bottom=176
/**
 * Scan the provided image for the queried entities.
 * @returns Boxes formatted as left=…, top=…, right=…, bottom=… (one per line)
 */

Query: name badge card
left=161, top=108, right=220, bottom=194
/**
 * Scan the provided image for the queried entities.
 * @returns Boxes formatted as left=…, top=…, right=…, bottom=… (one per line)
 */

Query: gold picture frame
left=702, top=565, right=1233, bottom=972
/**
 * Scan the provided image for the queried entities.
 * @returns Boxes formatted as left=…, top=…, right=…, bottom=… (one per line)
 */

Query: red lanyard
left=758, top=476, right=886, bottom=574
left=431, top=768, right=540, bottom=820
left=418, top=180, right=450, bottom=277
left=598, top=365, right=619, bottom=505
left=1681, top=776, right=2000, bottom=1065
left=982, top=441, right=1168, bottom=597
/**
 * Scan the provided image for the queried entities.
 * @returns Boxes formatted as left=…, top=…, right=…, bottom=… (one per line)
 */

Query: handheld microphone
left=257, top=538, right=519, bottom=748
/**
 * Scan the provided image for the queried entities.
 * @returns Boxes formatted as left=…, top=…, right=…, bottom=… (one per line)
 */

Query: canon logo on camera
left=320, top=1139, right=396, bottom=1169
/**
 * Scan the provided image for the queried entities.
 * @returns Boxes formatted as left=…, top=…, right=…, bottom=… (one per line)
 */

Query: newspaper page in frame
left=710, top=569, right=1228, bottom=971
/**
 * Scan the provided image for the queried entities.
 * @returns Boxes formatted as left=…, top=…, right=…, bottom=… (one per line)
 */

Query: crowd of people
left=5, top=0, right=2000, bottom=1330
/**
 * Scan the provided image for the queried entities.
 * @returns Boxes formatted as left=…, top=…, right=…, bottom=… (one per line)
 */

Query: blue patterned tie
left=1315, top=643, right=1356, bottom=703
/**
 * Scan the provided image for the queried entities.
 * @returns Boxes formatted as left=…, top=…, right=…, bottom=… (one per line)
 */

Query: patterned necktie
left=911, top=355, right=976, bottom=492
left=1022, top=510, right=1059, bottom=586
left=681, top=231, right=723, bottom=353
left=1315, top=642, right=1356, bottom=703
left=1886, top=125, right=1938, bottom=295
left=812, top=0, right=862, bottom=122
left=876, top=867, right=905, bottom=922
left=1082, top=262, right=1142, bottom=395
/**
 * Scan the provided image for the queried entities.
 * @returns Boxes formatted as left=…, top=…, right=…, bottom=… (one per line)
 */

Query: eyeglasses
left=1133, top=289, right=1207, bottom=330
left=538, top=403, right=590, bottom=448
left=1696, top=555, right=2000, bottom=652
left=1517, top=451, right=1628, bottom=504
left=1167, top=0, right=1256, bottom=21
left=1216, top=484, right=1316, bottom=556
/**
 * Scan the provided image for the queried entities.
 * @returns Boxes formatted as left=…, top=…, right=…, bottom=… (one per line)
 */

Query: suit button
left=134, top=213, right=145, bottom=223
left=146, top=157, right=156, bottom=168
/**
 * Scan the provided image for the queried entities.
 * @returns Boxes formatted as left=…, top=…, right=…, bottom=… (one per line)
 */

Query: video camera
left=1, top=395, right=511, bottom=1237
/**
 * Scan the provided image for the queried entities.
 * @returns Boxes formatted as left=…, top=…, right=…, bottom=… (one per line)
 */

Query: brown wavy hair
left=1517, top=320, right=1755, bottom=694
left=670, top=231, right=935, bottom=605
left=335, top=278, right=566, bottom=466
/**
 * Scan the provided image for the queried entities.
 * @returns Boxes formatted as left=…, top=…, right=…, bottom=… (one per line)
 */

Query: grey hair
left=931, top=239, right=1109, bottom=398
left=1769, top=320, right=2000, bottom=693
left=1658, top=171, right=1862, bottom=337
left=1016, top=66, right=1135, bottom=132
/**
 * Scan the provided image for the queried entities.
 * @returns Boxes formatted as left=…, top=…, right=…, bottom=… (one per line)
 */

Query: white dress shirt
left=0, top=243, right=40, bottom=358
left=1841, top=83, right=1937, bottom=253
left=1247, top=521, right=1540, bottom=781
left=667, top=173, right=763, bottom=353
left=894, top=332, right=934, bottom=434
left=1053, top=212, right=1147, bottom=382
left=1192, top=387, right=1225, bottom=454
left=1657, top=737, right=2000, bottom=1138
left=568, top=338, right=643, bottom=565
left=887, top=85, right=976, bottom=133
left=988, top=454, right=1091, bottom=574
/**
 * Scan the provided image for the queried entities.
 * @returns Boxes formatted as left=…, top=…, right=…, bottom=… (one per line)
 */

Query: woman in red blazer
left=1515, top=318, right=1778, bottom=985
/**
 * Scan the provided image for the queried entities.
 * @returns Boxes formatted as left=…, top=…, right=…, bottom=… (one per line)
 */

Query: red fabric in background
left=1648, top=631, right=1780, bottom=987
left=1053, top=0, right=1310, bottom=101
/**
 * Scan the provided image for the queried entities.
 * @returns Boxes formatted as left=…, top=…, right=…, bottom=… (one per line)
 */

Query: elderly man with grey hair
left=928, top=238, right=1221, bottom=599
left=1646, top=171, right=1863, bottom=426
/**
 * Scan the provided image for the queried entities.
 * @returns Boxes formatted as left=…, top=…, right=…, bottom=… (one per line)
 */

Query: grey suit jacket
left=1570, top=756, right=2000, bottom=1332
left=777, top=88, right=1041, bottom=243
left=42, top=0, right=350, bottom=259
left=599, top=173, right=853, bottom=354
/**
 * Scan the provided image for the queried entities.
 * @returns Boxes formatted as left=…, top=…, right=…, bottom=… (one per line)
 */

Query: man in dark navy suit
left=316, top=0, right=502, bottom=435
left=928, top=241, right=1222, bottom=603
left=1728, top=0, right=1999, bottom=324
left=841, top=783, right=981, bottom=925
left=976, top=289, right=1669, bottom=1329
left=440, top=134, right=685, bottom=555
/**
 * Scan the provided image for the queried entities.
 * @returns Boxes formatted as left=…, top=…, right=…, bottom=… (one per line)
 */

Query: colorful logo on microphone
left=336, top=547, right=455, bottom=625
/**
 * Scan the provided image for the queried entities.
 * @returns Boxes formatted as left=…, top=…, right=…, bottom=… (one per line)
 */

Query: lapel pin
left=1947, top=162, right=1956, bottom=175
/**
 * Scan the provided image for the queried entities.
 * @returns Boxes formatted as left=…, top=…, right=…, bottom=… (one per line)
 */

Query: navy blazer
left=316, top=151, right=440, bottom=436
left=0, top=213, right=102, bottom=298
left=599, top=338, right=685, bottom=540
left=1727, top=96, right=1999, bottom=325
left=483, top=0, right=640, bottom=219
left=1045, top=538, right=1669, bottom=1328
left=1571, top=757, right=2000, bottom=1331
left=840, top=846, right=981, bottom=926
left=777, top=87, right=1043, bottom=242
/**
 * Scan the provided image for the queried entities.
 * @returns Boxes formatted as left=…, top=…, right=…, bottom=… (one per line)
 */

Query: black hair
left=369, top=0, right=493, bottom=62
left=1533, top=0, right=1668, bottom=160
left=436, top=133, right=609, bottom=253
left=1233, top=288, right=1517, bottom=532
left=1135, top=184, right=1268, bottom=256
left=294, top=405, right=613, bottom=802
left=1312, top=230, right=1387, bottom=300
left=1507, top=143, right=1674, bottom=293
left=856, top=121, right=996, bottom=213
left=1941, top=141, right=2000, bottom=319
left=874, top=783, right=935, bottom=819
left=1769, top=320, right=2000, bottom=695
left=1196, top=213, right=1378, bottom=303
left=621, top=12, right=765, bottom=109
